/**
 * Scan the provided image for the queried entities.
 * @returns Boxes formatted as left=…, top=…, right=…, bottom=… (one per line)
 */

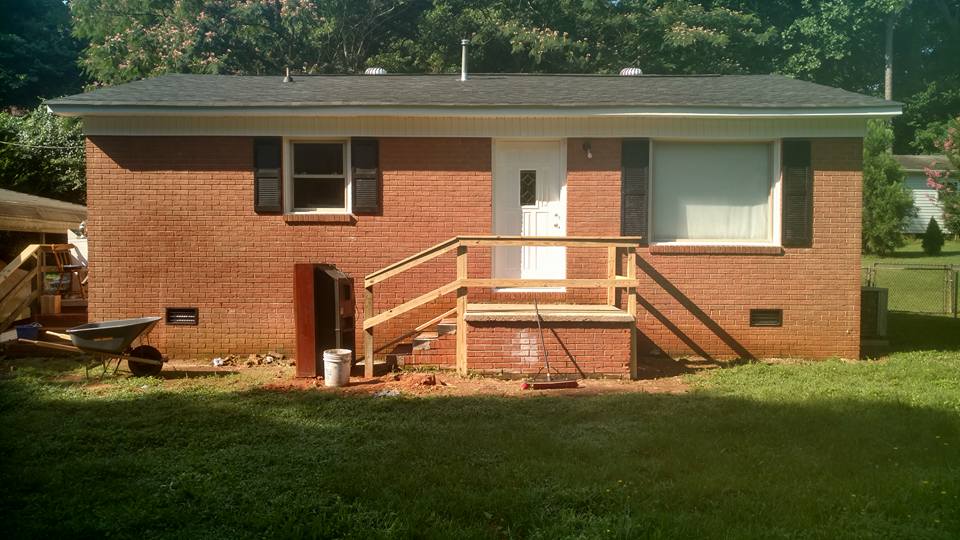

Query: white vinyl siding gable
left=904, top=172, right=945, bottom=233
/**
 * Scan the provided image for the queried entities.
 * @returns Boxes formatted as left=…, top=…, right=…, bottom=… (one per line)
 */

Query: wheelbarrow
left=15, top=316, right=165, bottom=377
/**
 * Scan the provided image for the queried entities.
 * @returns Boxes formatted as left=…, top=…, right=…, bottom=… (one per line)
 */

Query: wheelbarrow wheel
left=128, top=345, right=164, bottom=377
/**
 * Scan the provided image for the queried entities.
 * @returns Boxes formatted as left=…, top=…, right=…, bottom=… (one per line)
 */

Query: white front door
left=493, top=140, right=566, bottom=281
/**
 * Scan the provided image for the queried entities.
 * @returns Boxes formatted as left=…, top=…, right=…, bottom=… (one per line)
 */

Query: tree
left=925, top=116, right=960, bottom=236
left=0, top=105, right=85, bottom=203
left=862, top=119, right=915, bottom=255
left=70, top=0, right=421, bottom=83
left=0, top=0, right=85, bottom=107
left=921, top=217, right=945, bottom=255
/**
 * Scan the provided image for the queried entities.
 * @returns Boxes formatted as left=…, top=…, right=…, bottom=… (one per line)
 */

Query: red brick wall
left=85, top=136, right=492, bottom=358
left=397, top=321, right=631, bottom=377
left=468, top=321, right=631, bottom=377
left=85, top=135, right=861, bottom=363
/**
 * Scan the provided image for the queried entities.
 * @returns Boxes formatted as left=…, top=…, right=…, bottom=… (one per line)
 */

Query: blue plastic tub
left=15, top=323, right=44, bottom=340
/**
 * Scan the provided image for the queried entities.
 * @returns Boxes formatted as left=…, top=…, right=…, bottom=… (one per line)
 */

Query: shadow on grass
left=887, top=312, right=960, bottom=352
left=1, top=383, right=958, bottom=538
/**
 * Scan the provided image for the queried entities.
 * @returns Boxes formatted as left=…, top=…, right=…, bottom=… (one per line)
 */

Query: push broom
left=523, top=299, right=579, bottom=390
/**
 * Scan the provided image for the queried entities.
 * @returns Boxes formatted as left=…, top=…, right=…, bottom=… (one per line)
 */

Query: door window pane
left=293, top=143, right=343, bottom=175
left=520, top=170, right=537, bottom=206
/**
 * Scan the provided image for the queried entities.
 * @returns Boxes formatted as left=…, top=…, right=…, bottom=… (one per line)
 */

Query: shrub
left=862, top=120, right=916, bottom=255
left=921, top=217, right=945, bottom=255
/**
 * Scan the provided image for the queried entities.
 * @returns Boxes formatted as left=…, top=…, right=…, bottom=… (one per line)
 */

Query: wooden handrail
left=364, top=236, right=643, bottom=287
left=362, top=236, right=643, bottom=378
left=457, top=235, right=644, bottom=247
left=363, top=281, right=460, bottom=330
left=365, top=237, right=460, bottom=286
left=0, top=244, right=44, bottom=284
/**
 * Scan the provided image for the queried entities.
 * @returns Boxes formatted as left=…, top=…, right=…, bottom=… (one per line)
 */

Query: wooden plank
left=456, top=245, right=468, bottom=376
left=461, top=278, right=637, bottom=289
left=0, top=266, right=37, bottom=309
left=16, top=338, right=79, bottom=353
left=0, top=287, right=42, bottom=331
left=374, top=307, right=457, bottom=354
left=0, top=244, right=42, bottom=284
left=627, top=247, right=638, bottom=380
left=606, top=246, right=617, bottom=306
left=364, top=285, right=374, bottom=378
left=363, top=281, right=459, bottom=330
left=364, top=238, right=459, bottom=286
left=457, top=235, right=643, bottom=247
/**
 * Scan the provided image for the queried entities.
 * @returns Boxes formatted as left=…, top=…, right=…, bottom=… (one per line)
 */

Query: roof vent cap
left=619, top=67, right=643, bottom=76
left=364, top=67, right=387, bottom=75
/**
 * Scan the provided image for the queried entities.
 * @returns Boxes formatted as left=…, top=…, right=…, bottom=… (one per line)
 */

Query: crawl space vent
left=165, top=307, right=199, bottom=326
left=749, top=309, right=782, bottom=327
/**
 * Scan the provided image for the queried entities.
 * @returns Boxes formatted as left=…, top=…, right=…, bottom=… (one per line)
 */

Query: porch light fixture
left=582, top=141, right=593, bottom=159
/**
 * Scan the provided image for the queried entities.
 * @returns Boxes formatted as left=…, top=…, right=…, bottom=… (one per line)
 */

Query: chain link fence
left=862, top=263, right=959, bottom=317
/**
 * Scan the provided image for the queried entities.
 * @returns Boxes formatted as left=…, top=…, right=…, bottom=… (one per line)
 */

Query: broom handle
left=534, top=299, right=551, bottom=381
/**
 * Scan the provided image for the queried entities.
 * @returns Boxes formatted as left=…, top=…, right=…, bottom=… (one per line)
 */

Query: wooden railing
left=1, top=245, right=57, bottom=330
left=362, top=236, right=642, bottom=378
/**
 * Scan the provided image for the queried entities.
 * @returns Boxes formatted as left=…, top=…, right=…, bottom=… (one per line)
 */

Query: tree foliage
left=0, top=0, right=85, bottom=107
left=862, top=119, right=915, bottom=255
left=0, top=106, right=85, bottom=203
left=925, top=116, right=960, bottom=236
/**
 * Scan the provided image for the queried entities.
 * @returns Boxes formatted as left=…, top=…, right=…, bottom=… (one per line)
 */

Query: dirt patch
left=262, top=370, right=692, bottom=397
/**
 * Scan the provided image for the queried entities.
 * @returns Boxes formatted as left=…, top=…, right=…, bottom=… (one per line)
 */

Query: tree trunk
left=884, top=13, right=895, bottom=101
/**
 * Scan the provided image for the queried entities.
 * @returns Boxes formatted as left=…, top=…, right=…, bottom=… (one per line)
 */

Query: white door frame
left=491, top=138, right=567, bottom=291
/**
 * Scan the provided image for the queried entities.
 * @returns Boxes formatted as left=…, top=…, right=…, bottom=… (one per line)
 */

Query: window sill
left=283, top=213, right=357, bottom=225
left=648, top=244, right=784, bottom=256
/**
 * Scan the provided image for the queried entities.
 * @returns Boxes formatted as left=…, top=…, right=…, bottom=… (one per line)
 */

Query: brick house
left=47, top=72, right=900, bottom=378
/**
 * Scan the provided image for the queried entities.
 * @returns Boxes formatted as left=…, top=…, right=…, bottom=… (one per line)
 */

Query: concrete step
left=437, top=319, right=457, bottom=336
left=413, top=331, right=439, bottom=350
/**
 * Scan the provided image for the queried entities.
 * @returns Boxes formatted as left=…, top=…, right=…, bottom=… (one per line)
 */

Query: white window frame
left=283, top=137, right=352, bottom=214
left=648, top=139, right=783, bottom=247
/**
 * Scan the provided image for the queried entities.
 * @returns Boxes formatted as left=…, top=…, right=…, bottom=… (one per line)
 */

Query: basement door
left=492, top=140, right=566, bottom=283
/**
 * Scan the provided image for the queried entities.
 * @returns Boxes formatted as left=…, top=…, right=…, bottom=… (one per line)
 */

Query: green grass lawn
left=862, top=238, right=960, bottom=266
left=862, top=239, right=960, bottom=314
left=3, top=328, right=960, bottom=539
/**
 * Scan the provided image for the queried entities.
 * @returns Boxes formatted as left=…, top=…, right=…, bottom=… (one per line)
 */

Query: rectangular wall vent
left=749, top=309, right=782, bottom=327
left=166, top=307, right=199, bottom=326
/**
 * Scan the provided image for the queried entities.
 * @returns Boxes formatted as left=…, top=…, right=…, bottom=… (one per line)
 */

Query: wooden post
left=456, top=244, right=468, bottom=376
left=951, top=268, right=958, bottom=319
left=627, top=247, right=638, bottom=380
left=364, top=285, right=374, bottom=378
left=33, top=250, right=43, bottom=321
left=606, top=246, right=617, bottom=306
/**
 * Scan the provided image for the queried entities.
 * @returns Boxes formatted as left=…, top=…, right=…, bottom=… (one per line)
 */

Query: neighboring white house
left=894, top=155, right=955, bottom=234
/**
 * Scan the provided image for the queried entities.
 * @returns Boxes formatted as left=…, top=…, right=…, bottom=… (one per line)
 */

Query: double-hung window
left=651, top=141, right=778, bottom=244
left=289, top=141, right=349, bottom=213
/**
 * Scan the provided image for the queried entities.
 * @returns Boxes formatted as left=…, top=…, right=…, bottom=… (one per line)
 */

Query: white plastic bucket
left=323, top=349, right=352, bottom=387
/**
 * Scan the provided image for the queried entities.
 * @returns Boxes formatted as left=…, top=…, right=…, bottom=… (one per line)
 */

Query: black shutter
left=782, top=140, right=813, bottom=247
left=254, top=137, right=282, bottom=213
left=621, top=139, right=650, bottom=239
left=351, top=138, right=380, bottom=213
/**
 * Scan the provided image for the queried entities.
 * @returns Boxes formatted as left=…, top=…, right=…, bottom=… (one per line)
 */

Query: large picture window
left=652, top=141, right=775, bottom=243
left=289, top=141, right=348, bottom=212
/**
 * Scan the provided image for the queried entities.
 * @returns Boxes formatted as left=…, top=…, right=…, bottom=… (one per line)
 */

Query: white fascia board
left=47, top=104, right=903, bottom=119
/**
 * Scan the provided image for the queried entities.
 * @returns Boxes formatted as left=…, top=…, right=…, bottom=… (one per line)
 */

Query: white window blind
left=652, top=142, right=773, bottom=242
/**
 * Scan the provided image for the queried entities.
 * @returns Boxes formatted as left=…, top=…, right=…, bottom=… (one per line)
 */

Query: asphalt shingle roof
left=47, top=73, right=898, bottom=111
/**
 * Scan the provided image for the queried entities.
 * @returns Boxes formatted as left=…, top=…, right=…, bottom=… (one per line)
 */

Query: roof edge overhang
left=47, top=103, right=902, bottom=119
